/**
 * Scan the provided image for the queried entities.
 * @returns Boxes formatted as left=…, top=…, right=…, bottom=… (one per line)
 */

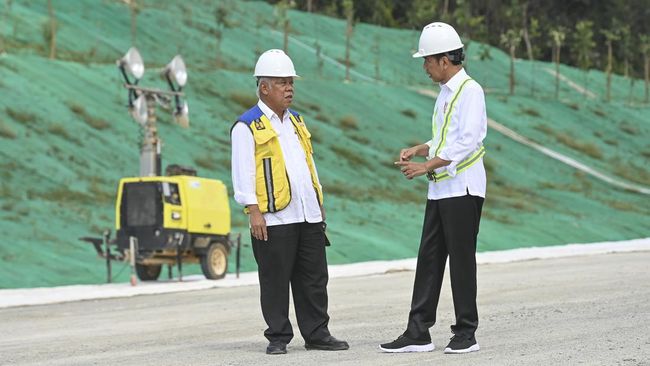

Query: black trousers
left=251, top=222, right=331, bottom=344
left=404, top=194, right=484, bottom=341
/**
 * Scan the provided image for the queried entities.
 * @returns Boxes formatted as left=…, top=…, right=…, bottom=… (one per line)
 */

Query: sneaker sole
left=379, top=343, right=435, bottom=353
left=304, top=344, right=350, bottom=351
left=444, top=343, right=480, bottom=354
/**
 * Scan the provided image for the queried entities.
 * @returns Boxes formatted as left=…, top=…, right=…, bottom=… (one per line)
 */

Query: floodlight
left=163, top=55, right=187, bottom=87
left=174, top=101, right=189, bottom=128
left=119, top=47, right=145, bottom=80
left=130, top=94, right=148, bottom=125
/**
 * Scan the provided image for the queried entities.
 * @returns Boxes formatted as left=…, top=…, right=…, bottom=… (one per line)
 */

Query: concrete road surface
left=1, top=251, right=649, bottom=365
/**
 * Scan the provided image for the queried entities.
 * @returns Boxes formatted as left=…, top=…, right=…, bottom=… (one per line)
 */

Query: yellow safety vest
left=234, top=105, right=323, bottom=214
left=427, top=78, right=486, bottom=182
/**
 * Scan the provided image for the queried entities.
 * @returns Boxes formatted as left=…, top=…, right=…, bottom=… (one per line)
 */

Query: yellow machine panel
left=115, top=176, right=230, bottom=236
left=179, top=176, right=231, bottom=235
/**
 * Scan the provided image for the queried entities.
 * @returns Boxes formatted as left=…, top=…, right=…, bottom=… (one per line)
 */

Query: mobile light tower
left=117, top=47, right=189, bottom=176
left=80, top=48, right=238, bottom=285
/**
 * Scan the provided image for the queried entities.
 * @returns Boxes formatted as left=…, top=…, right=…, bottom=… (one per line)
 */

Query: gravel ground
left=1, top=251, right=649, bottom=366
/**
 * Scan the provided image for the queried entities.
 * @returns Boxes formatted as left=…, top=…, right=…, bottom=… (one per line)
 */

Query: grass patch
left=314, top=113, right=330, bottom=123
left=66, top=102, right=110, bottom=130
left=533, top=124, right=554, bottom=135
left=535, top=124, right=603, bottom=159
left=309, top=126, right=323, bottom=143
left=603, top=200, right=643, bottom=213
left=47, top=123, right=81, bottom=145
left=483, top=156, right=497, bottom=176
left=520, top=107, right=541, bottom=117
left=31, top=187, right=95, bottom=205
left=330, top=145, right=368, bottom=167
left=6, top=107, right=36, bottom=124
left=488, top=181, right=542, bottom=212
left=0, top=120, right=17, bottom=139
left=537, top=181, right=581, bottom=192
left=556, top=133, right=603, bottom=159
left=619, top=122, right=639, bottom=135
left=324, top=181, right=422, bottom=204
left=338, top=115, right=358, bottom=130
left=335, top=58, right=356, bottom=67
left=193, top=84, right=222, bottom=98
left=401, top=109, right=417, bottom=119
left=349, top=134, right=370, bottom=144
left=295, top=100, right=321, bottom=112
left=229, top=92, right=257, bottom=110
left=482, top=210, right=515, bottom=224
left=194, top=155, right=217, bottom=170
left=612, top=162, right=650, bottom=186
left=592, top=109, right=607, bottom=117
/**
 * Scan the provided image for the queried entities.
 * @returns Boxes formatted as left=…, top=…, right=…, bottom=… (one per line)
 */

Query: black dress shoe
left=305, top=335, right=349, bottom=351
left=266, top=341, right=287, bottom=355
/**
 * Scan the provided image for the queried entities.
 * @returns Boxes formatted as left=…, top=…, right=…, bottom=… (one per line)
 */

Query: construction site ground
left=2, top=250, right=649, bottom=366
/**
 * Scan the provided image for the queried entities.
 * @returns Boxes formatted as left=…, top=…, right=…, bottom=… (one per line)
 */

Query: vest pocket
left=262, top=157, right=276, bottom=213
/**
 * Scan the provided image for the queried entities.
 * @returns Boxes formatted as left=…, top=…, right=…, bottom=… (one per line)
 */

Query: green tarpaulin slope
left=0, top=0, right=648, bottom=288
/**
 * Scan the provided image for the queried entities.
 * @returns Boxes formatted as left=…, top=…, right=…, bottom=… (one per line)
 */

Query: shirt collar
left=257, top=100, right=287, bottom=122
left=440, top=68, right=468, bottom=92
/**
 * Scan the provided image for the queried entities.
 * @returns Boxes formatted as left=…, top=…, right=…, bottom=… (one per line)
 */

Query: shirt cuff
left=438, top=150, right=458, bottom=177
left=234, top=192, right=258, bottom=207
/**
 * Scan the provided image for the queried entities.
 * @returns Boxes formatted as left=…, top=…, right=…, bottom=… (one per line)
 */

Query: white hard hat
left=254, top=49, right=299, bottom=77
left=412, top=22, right=464, bottom=58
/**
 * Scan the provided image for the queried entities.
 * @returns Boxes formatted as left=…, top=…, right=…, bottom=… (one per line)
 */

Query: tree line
left=267, top=0, right=650, bottom=101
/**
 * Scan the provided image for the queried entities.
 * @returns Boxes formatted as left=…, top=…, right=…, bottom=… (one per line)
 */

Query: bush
left=592, top=109, right=607, bottom=117
left=48, top=123, right=70, bottom=139
left=349, top=134, right=370, bottom=144
left=314, top=113, right=330, bottom=123
left=566, top=102, right=580, bottom=110
left=338, top=115, right=358, bottom=130
left=619, top=122, right=639, bottom=135
left=556, top=133, right=603, bottom=159
left=0, top=121, right=16, bottom=139
left=229, top=92, right=257, bottom=110
left=66, top=102, right=110, bottom=130
left=401, top=109, right=417, bottom=119
left=520, top=107, right=541, bottom=117
left=533, top=124, right=554, bottom=135
left=194, top=155, right=217, bottom=170
left=535, top=124, right=603, bottom=159
left=6, top=107, right=36, bottom=124
left=331, top=145, right=367, bottom=167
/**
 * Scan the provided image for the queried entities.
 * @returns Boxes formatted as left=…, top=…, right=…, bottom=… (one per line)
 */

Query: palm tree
left=500, top=29, right=522, bottom=95
left=550, top=27, right=566, bottom=100
left=601, top=29, right=619, bottom=102
left=640, top=34, right=650, bottom=103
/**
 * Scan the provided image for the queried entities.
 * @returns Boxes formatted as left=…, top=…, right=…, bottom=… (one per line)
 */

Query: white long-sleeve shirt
left=231, top=100, right=323, bottom=226
left=425, top=68, right=487, bottom=200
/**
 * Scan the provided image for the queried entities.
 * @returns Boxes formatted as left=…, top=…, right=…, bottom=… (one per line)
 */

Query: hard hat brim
left=253, top=74, right=300, bottom=78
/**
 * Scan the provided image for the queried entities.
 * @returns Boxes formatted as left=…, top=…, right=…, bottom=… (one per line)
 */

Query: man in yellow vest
left=231, top=49, right=348, bottom=355
left=380, top=22, right=487, bottom=354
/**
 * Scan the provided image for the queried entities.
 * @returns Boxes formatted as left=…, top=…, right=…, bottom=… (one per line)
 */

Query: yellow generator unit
left=115, top=175, right=232, bottom=281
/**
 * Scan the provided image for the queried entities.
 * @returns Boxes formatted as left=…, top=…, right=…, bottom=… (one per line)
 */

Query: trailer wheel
left=136, top=263, right=162, bottom=281
left=201, top=242, right=228, bottom=280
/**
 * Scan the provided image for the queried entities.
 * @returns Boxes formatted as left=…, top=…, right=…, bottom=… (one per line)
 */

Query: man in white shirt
left=380, top=22, right=487, bottom=355
left=231, top=49, right=348, bottom=355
